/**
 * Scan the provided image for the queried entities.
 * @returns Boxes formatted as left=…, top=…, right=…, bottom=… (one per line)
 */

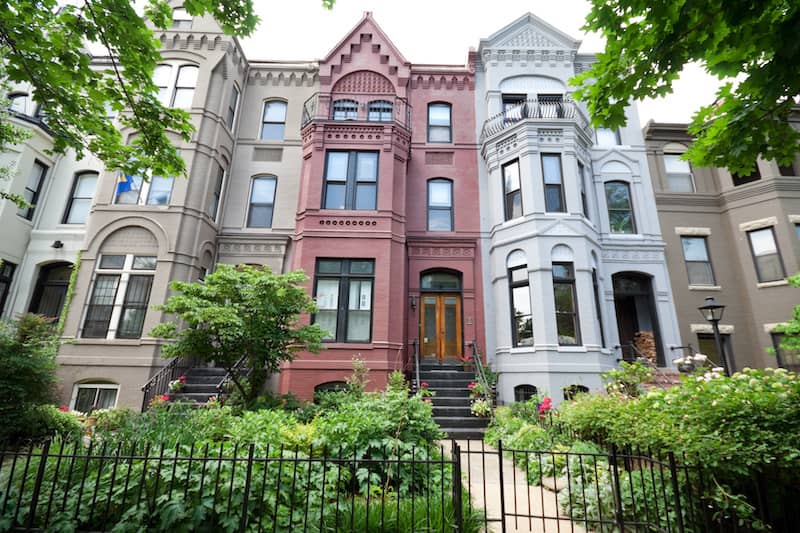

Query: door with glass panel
left=420, top=294, right=462, bottom=362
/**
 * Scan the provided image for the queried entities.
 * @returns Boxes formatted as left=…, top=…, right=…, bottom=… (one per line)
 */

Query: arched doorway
left=29, top=262, right=73, bottom=320
left=612, top=272, right=664, bottom=365
left=420, top=270, right=462, bottom=362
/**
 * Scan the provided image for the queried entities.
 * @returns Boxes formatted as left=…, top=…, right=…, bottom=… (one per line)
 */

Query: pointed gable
left=478, top=13, right=582, bottom=55
left=319, top=12, right=411, bottom=96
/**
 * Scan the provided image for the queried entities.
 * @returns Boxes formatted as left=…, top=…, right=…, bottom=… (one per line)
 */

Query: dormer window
left=172, top=8, right=192, bottom=30
left=367, top=100, right=392, bottom=122
left=333, top=99, right=358, bottom=120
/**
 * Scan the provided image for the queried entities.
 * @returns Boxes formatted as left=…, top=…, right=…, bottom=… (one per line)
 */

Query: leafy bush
left=0, top=314, right=60, bottom=444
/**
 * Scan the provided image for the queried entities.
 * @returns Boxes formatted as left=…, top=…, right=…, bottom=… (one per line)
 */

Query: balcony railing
left=480, top=96, right=590, bottom=143
left=301, top=92, right=412, bottom=131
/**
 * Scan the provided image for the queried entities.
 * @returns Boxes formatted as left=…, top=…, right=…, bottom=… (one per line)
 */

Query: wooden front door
left=420, top=293, right=462, bottom=362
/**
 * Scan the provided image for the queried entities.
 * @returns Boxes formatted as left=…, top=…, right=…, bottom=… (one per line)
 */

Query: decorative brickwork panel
left=332, top=70, right=395, bottom=94
left=425, top=151, right=454, bottom=165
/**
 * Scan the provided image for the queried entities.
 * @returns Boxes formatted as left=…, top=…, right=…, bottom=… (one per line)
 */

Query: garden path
left=453, top=440, right=588, bottom=533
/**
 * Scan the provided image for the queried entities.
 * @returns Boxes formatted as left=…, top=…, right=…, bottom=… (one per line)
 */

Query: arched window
left=313, top=381, right=348, bottom=403
left=514, top=384, right=538, bottom=403
left=427, top=103, right=452, bottom=143
left=604, top=181, right=636, bottom=234
left=29, top=262, right=73, bottom=319
left=333, top=99, right=358, bottom=120
left=421, top=271, right=461, bottom=291
left=502, top=159, right=523, bottom=221
left=261, top=100, right=287, bottom=140
left=507, top=250, right=532, bottom=347
left=63, top=171, right=98, bottom=224
left=427, top=179, right=453, bottom=231
left=153, top=63, right=198, bottom=108
left=552, top=261, right=580, bottom=345
left=247, top=175, right=277, bottom=228
left=367, top=100, right=393, bottom=121
left=563, top=384, right=589, bottom=401
left=8, top=92, right=28, bottom=114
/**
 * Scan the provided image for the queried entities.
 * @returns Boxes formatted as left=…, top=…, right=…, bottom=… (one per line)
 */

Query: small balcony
left=301, top=92, right=412, bottom=132
left=480, top=97, right=590, bottom=143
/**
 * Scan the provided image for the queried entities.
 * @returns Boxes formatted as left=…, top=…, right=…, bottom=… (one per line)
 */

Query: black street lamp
left=698, top=297, right=732, bottom=376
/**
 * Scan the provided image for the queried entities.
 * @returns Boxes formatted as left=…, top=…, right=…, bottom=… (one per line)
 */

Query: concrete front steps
left=167, top=367, right=227, bottom=405
left=420, top=361, right=489, bottom=440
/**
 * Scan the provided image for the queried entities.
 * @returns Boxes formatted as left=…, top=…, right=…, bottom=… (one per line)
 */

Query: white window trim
left=81, top=254, right=156, bottom=340
left=69, top=383, right=120, bottom=411
left=154, top=62, right=198, bottom=109
left=675, top=227, right=711, bottom=236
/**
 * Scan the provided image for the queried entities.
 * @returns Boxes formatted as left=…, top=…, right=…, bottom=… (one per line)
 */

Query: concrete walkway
left=453, top=441, right=588, bottom=533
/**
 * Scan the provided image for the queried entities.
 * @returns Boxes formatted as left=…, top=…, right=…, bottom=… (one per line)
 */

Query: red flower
left=420, top=381, right=429, bottom=388
left=178, top=375, right=186, bottom=383
left=468, top=381, right=477, bottom=389
left=459, top=355, right=471, bottom=362
left=59, top=404, right=69, bottom=412
left=160, top=394, right=170, bottom=402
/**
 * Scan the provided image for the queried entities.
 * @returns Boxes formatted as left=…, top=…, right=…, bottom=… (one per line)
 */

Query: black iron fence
left=2, top=438, right=796, bottom=532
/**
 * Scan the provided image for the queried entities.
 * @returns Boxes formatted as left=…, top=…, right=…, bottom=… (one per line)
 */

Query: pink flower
left=59, top=404, right=69, bottom=412
left=468, top=381, right=477, bottom=389
left=160, top=394, right=169, bottom=402
left=178, top=375, right=186, bottom=383
left=420, top=381, right=429, bottom=388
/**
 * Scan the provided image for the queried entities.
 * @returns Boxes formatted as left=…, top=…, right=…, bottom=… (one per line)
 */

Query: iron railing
left=140, top=355, right=197, bottom=411
left=467, top=340, right=494, bottom=406
left=480, top=96, right=590, bottom=143
left=301, top=92, right=412, bottom=131
left=216, top=354, right=250, bottom=399
left=411, top=339, right=420, bottom=393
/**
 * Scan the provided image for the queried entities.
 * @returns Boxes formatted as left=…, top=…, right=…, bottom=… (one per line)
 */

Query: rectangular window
left=578, top=162, right=589, bottom=218
left=731, top=164, right=761, bottom=186
left=681, top=236, right=715, bottom=286
left=604, top=181, right=636, bottom=234
left=772, top=333, right=800, bottom=372
left=427, top=179, right=453, bottom=231
left=208, top=166, right=225, bottom=220
left=0, top=261, right=16, bottom=315
left=73, top=384, right=119, bottom=413
left=226, top=85, right=240, bottom=129
left=503, top=94, right=526, bottom=121
left=592, top=268, right=605, bottom=347
left=697, top=333, right=733, bottom=369
left=18, top=160, right=48, bottom=220
left=596, top=127, right=621, bottom=146
left=427, top=103, right=451, bottom=143
left=664, top=154, right=695, bottom=192
left=795, top=223, right=800, bottom=241
left=247, top=176, right=277, bottom=228
left=146, top=176, right=173, bottom=205
left=313, top=259, right=374, bottom=343
left=323, top=151, right=378, bottom=210
left=553, top=262, right=581, bottom=345
left=63, top=172, right=98, bottom=224
left=172, top=65, right=198, bottom=109
left=82, top=254, right=156, bottom=339
left=509, top=264, right=533, bottom=347
left=502, top=159, right=523, bottom=221
left=114, top=173, right=144, bottom=204
left=261, top=100, right=287, bottom=140
left=747, top=227, right=785, bottom=282
left=542, top=153, right=565, bottom=212
left=538, top=94, right=564, bottom=118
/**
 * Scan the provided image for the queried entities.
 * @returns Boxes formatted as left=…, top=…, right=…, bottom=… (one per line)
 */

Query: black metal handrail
left=479, top=96, right=590, bottom=143
left=468, top=340, right=493, bottom=406
left=140, top=355, right=196, bottom=411
left=411, top=339, right=420, bottom=392
left=301, top=92, right=412, bottom=131
left=216, top=354, right=250, bottom=399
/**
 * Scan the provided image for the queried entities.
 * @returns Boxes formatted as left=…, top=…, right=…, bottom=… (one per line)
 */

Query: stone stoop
left=167, top=367, right=227, bottom=405
left=420, top=362, right=489, bottom=440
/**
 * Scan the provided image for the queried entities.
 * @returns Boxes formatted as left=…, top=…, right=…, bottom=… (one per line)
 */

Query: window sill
left=322, top=342, right=373, bottom=350
left=558, top=346, right=587, bottom=353
left=757, top=279, right=789, bottom=289
left=688, top=285, right=721, bottom=291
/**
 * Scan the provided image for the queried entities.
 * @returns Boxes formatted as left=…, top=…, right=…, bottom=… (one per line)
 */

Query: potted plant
left=470, top=398, right=492, bottom=417
left=168, top=375, right=187, bottom=392
left=458, top=354, right=473, bottom=370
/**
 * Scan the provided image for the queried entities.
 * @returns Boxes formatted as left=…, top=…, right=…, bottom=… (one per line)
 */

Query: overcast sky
left=238, top=0, right=720, bottom=128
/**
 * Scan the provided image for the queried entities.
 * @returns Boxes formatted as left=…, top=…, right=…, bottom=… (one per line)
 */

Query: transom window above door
left=421, top=271, right=461, bottom=291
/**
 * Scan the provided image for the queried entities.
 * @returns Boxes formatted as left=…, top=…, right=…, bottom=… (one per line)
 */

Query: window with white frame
left=542, top=153, right=565, bottom=213
left=71, top=383, right=119, bottom=413
left=247, top=175, right=277, bottom=228
left=114, top=174, right=174, bottom=206
left=604, top=181, right=636, bottom=234
left=8, top=92, right=29, bottom=114
left=427, top=103, right=452, bottom=143
left=332, top=99, right=358, bottom=120
left=665, top=154, right=695, bottom=192
left=171, top=7, right=192, bottom=30
left=153, top=63, right=198, bottom=108
left=596, top=127, right=621, bottom=146
left=747, top=227, right=786, bottom=283
left=260, top=100, right=287, bottom=140
left=82, top=254, right=156, bottom=339
left=681, top=236, right=715, bottom=285
left=226, top=85, right=240, bottom=129
left=63, top=171, right=98, bottom=224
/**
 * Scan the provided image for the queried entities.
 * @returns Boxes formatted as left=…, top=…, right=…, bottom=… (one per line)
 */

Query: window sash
left=73, top=385, right=118, bottom=413
left=19, top=161, right=48, bottom=220
left=748, top=228, right=785, bottom=282
left=428, top=180, right=453, bottom=231
left=114, top=174, right=144, bottom=205
left=83, top=274, right=121, bottom=338
left=208, top=166, right=224, bottom=220
left=427, top=104, right=451, bottom=143
left=542, top=154, right=565, bottom=213
left=64, top=172, right=98, bottom=224
left=553, top=263, right=580, bottom=346
left=592, top=269, right=605, bottom=348
left=146, top=176, right=173, bottom=205
left=0, top=261, right=16, bottom=315
left=323, top=151, right=378, bottom=210
left=502, top=160, right=523, bottom=221
left=605, top=182, right=636, bottom=233
left=367, top=101, right=392, bottom=121
left=332, top=100, right=358, bottom=120
left=596, top=128, right=620, bottom=146
left=314, top=259, right=374, bottom=343
left=116, top=275, right=154, bottom=339
left=509, top=265, right=533, bottom=347
left=247, top=177, right=277, bottom=228
left=226, top=86, right=240, bottom=129
left=261, top=101, right=287, bottom=140
left=681, top=237, right=715, bottom=285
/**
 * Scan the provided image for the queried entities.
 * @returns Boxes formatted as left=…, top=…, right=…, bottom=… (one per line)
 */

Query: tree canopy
left=573, top=0, right=800, bottom=175
left=150, top=265, right=325, bottom=403
left=0, top=0, right=334, bottom=181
